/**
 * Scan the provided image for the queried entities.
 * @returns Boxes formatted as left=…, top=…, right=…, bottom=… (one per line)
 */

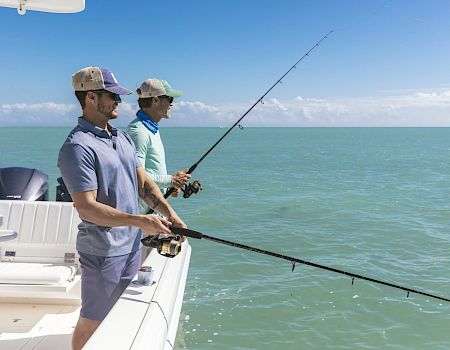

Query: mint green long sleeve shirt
left=127, top=118, right=172, bottom=213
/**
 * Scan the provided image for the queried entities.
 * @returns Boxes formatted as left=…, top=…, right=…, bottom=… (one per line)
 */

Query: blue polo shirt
left=58, top=117, right=142, bottom=257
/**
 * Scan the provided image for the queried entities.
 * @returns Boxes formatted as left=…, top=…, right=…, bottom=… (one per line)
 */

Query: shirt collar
left=78, top=117, right=117, bottom=139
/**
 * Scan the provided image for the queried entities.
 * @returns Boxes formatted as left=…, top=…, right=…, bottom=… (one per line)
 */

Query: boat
left=0, top=167, right=191, bottom=350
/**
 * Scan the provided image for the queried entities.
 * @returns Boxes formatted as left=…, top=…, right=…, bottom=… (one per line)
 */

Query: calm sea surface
left=1, top=127, right=450, bottom=349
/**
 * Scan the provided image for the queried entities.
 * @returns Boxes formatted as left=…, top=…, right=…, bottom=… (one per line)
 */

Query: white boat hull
left=0, top=200, right=191, bottom=350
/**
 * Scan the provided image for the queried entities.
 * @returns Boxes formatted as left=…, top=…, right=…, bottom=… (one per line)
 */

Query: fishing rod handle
left=169, top=226, right=203, bottom=239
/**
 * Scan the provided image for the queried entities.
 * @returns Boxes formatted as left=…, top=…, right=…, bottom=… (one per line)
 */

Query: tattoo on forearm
left=143, top=184, right=161, bottom=209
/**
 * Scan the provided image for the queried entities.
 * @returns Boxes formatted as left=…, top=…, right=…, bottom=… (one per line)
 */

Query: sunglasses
left=93, top=90, right=121, bottom=102
left=159, top=95, right=174, bottom=103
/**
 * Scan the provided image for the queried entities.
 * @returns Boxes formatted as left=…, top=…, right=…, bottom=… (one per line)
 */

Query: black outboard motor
left=0, top=167, right=49, bottom=201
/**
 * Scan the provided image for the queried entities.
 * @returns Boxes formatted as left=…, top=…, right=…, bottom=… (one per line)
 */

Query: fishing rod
left=146, top=30, right=333, bottom=214
left=142, top=226, right=450, bottom=304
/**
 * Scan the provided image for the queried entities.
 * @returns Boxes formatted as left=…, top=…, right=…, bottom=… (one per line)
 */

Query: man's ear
left=85, top=91, right=96, bottom=105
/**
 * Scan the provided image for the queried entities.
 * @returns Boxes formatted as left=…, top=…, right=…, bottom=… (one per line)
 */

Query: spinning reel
left=182, top=180, right=202, bottom=199
left=141, top=234, right=182, bottom=258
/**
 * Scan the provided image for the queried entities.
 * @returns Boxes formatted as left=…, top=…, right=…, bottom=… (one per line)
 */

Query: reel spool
left=141, top=234, right=182, bottom=258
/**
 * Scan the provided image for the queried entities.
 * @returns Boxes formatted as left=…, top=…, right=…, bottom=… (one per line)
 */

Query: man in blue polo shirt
left=58, top=67, right=186, bottom=350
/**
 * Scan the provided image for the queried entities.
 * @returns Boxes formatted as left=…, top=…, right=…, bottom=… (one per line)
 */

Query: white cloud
left=0, top=102, right=77, bottom=126
left=1, top=89, right=450, bottom=127
left=169, top=89, right=450, bottom=127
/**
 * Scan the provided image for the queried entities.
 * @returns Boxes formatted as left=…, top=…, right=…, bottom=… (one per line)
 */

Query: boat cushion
left=0, top=262, right=77, bottom=285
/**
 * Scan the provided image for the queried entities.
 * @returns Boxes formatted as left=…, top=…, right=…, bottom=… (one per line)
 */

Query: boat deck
left=0, top=302, right=79, bottom=350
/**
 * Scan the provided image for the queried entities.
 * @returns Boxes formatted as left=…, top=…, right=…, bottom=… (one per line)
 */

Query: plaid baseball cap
left=136, top=78, right=182, bottom=98
left=72, top=67, right=131, bottom=95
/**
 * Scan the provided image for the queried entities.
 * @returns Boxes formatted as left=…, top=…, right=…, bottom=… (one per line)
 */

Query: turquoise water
left=1, top=127, right=450, bottom=349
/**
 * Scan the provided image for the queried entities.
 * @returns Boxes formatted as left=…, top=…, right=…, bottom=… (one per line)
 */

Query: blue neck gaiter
left=136, top=110, right=159, bottom=135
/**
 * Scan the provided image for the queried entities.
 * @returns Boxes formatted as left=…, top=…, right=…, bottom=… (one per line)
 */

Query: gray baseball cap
left=136, top=78, right=182, bottom=98
left=72, top=67, right=131, bottom=95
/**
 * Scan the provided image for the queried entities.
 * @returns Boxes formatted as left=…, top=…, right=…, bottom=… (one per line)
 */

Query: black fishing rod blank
left=146, top=30, right=333, bottom=214
left=150, top=226, right=450, bottom=304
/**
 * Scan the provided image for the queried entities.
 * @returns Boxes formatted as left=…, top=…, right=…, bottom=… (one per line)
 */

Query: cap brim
left=165, top=88, right=182, bottom=98
left=105, top=85, right=132, bottom=95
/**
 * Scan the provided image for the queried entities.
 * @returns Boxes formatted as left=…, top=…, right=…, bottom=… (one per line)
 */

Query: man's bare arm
left=71, top=190, right=171, bottom=235
left=136, top=167, right=187, bottom=228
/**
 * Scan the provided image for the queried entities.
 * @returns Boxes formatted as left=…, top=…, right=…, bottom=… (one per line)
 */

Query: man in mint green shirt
left=127, top=78, right=190, bottom=213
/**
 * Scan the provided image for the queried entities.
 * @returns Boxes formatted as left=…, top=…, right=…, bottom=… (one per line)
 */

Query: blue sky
left=0, top=0, right=449, bottom=127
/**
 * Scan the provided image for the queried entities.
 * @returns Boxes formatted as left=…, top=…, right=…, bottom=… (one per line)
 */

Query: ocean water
left=1, top=127, right=450, bottom=349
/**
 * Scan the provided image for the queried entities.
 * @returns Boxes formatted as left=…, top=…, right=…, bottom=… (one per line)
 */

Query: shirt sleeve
left=57, top=143, right=98, bottom=194
left=150, top=173, right=173, bottom=189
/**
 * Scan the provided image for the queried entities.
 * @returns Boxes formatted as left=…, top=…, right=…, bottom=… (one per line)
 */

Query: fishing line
left=144, top=226, right=450, bottom=304
left=146, top=30, right=333, bottom=214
